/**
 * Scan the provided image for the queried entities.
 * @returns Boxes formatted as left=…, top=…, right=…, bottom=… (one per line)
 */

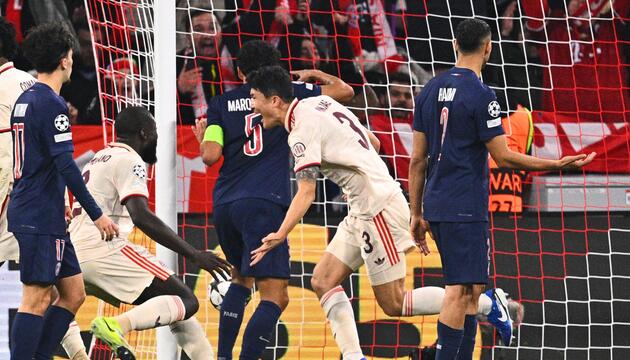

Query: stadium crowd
left=1, top=0, right=628, bottom=197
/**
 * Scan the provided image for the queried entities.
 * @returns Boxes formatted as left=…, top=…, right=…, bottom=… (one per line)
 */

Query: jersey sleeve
left=205, top=96, right=223, bottom=127
left=475, top=89, right=505, bottom=142
left=289, top=113, right=322, bottom=172
left=293, top=81, right=322, bottom=100
left=41, top=100, right=74, bottom=157
left=412, top=91, right=426, bottom=133
left=115, top=155, right=150, bottom=204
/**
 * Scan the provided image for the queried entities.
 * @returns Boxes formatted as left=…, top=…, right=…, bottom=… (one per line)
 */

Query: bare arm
left=366, top=128, right=380, bottom=153
left=126, top=196, right=231, bottom=280
left=408, top=131, right=430, bottom=255
left=486, top=135, right=596, bottom=171
left=192, top=118, right=224, bottom=166
left=250, top=166, right=318, bottom=265
left=291, top=69, right=354, bottom=103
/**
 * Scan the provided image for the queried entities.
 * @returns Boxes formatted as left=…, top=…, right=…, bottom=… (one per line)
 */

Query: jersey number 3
left=12, top=123, right=25, bottom=180
left=244, top=113, right=263, bottom=156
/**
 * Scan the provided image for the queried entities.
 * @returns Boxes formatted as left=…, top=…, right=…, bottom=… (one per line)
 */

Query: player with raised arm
left=59, top=106, right=232, bottom=360
left=191, top=39, right=353, bottom=360
left=408, top=19, right=595, bottom=360
left=7, top=23, right=118, bottom=360
left=247, top=65, right=517, bottom=360
left=0, top=18, right=36, bottom=265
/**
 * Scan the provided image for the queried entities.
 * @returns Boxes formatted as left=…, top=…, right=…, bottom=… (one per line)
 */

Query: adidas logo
left=374, top=257, right=386, bottom=265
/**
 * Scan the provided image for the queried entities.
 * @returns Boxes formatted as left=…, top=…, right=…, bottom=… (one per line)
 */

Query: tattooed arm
left=250, top=165, right=319, bottom=265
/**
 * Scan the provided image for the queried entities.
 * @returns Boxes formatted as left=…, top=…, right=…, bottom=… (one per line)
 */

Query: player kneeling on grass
left=59, top=107, right=231, bottom=360
left=247, top=65, right=515, bottom=360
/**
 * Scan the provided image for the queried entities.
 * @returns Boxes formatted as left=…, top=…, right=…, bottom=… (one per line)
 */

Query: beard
left=141, top=138, right=158, bottom=164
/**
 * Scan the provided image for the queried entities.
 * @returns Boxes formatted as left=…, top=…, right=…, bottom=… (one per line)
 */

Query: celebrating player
left=192, top=39, right=353, bottom=360
left=60, top=106, right=231, bottom=359
left=247, top=65, right=515, bottom=360
left=0, top=18, right=36, bottom=265
left=408, top=19, right=595, bottom=360
left=8, top=23, right=119, bottom=360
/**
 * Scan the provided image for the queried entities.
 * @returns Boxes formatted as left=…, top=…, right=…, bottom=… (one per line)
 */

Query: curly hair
left=22, top=23, right=78, bottom=73
left=0, top=17, right=18, bottom=61
left=236, top=40, right=281, bottom=77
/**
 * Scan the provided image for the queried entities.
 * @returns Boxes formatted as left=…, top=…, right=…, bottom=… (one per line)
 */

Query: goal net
left=80, top=0, right=630, bottom=359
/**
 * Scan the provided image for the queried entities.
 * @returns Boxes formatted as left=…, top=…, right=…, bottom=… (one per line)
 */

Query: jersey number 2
left=12, top=123, right=25, bottom=180
left=243, top=113, right=263, bottom=156
left=438, top=106, right=449, bottom=161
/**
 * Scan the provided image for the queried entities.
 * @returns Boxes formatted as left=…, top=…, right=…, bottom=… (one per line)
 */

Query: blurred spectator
left=522, top=0, right=630, bottom=121
left=369, top=71, right=418, bottom=189
left=177, top=9, right=236, bottom=125
left=61, top=20, right=101, bottom=125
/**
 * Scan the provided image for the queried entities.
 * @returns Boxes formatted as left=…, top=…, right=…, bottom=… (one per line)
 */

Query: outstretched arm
left=125, top=196, right=231, bottom=281
left=250, top=166, right=319, bottom=265
left=485, top=135, right=596, bottom=171
left=291, top=69, right=355, bottom=103
left=192, top=118, right=223, bottom=167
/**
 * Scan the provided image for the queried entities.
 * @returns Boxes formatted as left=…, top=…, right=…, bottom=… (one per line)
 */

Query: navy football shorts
left=429, top=221, right=490, bottom=285
left=214, top=199, right=290, bottom=279
left=14, top=232, right=82, bottom=285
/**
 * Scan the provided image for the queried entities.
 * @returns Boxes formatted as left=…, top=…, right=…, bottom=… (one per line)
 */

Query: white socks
left=401, top=287, right=494, bottom=316
left=119, top=295, right=186, bottom=331
left=320, top=286, right=364, bottom=360
left=170, top=317, right=215, bottom=359
left=61, top=321, right=89, bottom=360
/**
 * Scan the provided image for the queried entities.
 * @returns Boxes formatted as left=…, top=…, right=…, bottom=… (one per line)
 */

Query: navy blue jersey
left=413, top=67, right=504, bottom=222
left=207, top=82, right=321, bottom=207
left=8, top=82, right=74, bottom=235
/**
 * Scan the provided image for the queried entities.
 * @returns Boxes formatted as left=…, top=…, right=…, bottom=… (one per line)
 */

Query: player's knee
left=181, top=292, right=200, bottom=320
left=311, top=273, right=336, bottom=297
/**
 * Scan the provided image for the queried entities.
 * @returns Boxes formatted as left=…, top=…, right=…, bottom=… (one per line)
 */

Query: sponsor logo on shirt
left=487, top=118, right=502, bottom=128
left=488, top=101, right=501, bottom=118
left=132, top=164, right=147, bottom=179
left=54, top=114, right=70, bottom=132
left=292, top=142, right=306, bottom=158
left=54, top=132, right=73, bottom=143
left=13, top=104, right=27, bottom=117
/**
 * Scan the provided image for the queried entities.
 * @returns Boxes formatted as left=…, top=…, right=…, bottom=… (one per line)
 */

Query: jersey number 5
left=244, top=113, right=263, bottom=156
left=12, top=123, right=25, bottom=180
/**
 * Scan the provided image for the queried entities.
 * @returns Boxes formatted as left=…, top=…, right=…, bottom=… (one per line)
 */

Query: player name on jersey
left=227, top=98, right=252, bottom=112
left=438, top=88, right=457, bottom=102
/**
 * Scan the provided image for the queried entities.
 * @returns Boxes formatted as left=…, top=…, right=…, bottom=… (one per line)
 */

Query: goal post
left=154, top=1, right=179, bottom=359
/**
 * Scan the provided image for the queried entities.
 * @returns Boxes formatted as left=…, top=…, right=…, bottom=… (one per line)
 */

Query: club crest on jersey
left=292, top=142, right=306, bottom=158
left=54, top=114, right=70, bottom=132
left=488, top=101, right=501, bottom=118
left=133, top=164, right=147, bottom=179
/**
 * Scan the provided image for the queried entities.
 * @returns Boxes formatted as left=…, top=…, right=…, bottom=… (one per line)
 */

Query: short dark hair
left=248, top=65, right=293, bottom=103
left=237, top=40, right=281, bottom=77
left=184, top=9, right=217, bottom=33
left=388, top=72, right=412, bottom=86
left=115, top=106, right=155, bottom=138
left=0, top=18, right=18, bottom=61
left=22, top=23, right=78, bottom=73
left=455, top=18, right=491, bottom=54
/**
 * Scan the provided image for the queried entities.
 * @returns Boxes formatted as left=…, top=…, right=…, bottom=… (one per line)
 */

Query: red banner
left=72, top=118, right=630, bottom=214
left=531, top=111, right=630, bottom=173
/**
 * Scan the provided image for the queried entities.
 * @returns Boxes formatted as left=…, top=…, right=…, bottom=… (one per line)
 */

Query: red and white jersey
left=286, top=95, right=401, bottom=219
left=0, top=62, right=36, bottom=172
left=69, top=142, right=149, bottom=262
